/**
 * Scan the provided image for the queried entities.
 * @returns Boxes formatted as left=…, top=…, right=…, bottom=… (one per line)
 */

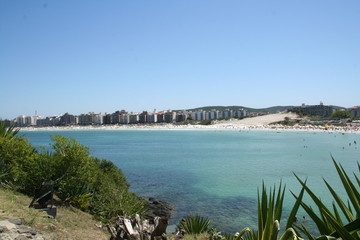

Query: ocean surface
left=21, top=129, right=360, bottom=233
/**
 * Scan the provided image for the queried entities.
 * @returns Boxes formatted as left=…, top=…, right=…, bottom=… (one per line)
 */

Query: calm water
left=21, top=129, right=360, bottom=233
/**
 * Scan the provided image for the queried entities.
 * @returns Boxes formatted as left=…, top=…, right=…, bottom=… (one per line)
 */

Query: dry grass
left=0, top=188, right=109, bottom=240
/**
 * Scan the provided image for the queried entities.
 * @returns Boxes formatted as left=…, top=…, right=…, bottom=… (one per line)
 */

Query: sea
left=21, top=129, right=360, bottom=233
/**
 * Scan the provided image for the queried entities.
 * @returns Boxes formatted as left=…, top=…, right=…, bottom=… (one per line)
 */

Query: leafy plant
left=177, top=215, right=213, bottom=234
left=235, top=158, right=360, bottom=240
left=0, top=132, right=146, bottom=222
left=0, top=121, right=20, bottom=182
left=235, top=183, right=302, bottom=240
left=291, top=157, right=360, bottom=240
left=0, top=121, right=20, bottom=139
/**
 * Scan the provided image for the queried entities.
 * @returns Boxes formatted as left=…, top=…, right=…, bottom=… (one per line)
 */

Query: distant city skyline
left=1, top=1, right=360, bottom=119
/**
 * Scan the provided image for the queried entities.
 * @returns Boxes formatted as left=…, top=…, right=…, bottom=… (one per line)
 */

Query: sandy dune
left=214, top=112, right=299, bottom=127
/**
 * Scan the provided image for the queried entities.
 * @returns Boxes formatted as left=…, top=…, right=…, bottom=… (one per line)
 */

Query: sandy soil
left=214, top=112, right=300, bottom=127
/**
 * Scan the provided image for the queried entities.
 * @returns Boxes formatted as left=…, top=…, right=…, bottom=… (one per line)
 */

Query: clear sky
left=1, top=1, right=359, bottom=119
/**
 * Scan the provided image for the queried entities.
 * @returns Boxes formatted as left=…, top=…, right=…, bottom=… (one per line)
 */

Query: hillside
left=184, top=105, right=294, bottom=113
left=0, top=188, right=109, bottom=240
left=183, top=105, right=346, bottom=114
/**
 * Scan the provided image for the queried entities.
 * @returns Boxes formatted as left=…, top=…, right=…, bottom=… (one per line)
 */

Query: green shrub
left=0, top=129, right=145, bottom=222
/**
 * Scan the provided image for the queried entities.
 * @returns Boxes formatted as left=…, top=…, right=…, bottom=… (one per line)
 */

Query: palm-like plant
left=0, top=121, right=20, bottom=139
left=235, top=182, right=302, bottom=240
left=177, top=215, right=213, bottom=234
left=291, top=157, right=360, bottom=240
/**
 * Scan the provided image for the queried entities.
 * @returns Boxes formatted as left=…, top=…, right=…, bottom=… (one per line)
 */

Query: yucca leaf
left=279, top=227, right=303, bottom=240
left=323, top=178, right=354, bottom=222
left=258, top=188, right=263, bottom=240
left=294, top=174, right=336, bottom=226
left=331, top=157, right=360, bottom=216
left=286, top=185, right=306, bottom=229
left=329, top=218, right=360, bottom=238
left=331, top=202, right=343, bottom=225
left=234, top=227, right=252, bottom=240
left=355, top=173, right=360, bottom=188
left=314, top=236, right=336, bottom=240
left=262, top=183, right=268, bottom=226
left=262, top=207, right=273, bottom=240
left=322, top=210, right=357, bottom=240
left=275, top=182, right=285, bottom=222
left=270, top=220, right=280, bottom=240
left=291, top=190, right=331, bottom=234
left=294, top=224, right=316, bottom=240
left=341, top=163, right=360, bottom=205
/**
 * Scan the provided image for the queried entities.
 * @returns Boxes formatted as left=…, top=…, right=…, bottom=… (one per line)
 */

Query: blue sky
left=1, top=1, right=359, bottom=119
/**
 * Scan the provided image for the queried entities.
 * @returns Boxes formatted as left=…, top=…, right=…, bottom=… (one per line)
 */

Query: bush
left=0, top=130, right=145, bottom=221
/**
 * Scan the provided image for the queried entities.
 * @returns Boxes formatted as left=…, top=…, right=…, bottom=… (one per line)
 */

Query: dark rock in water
left=144, top=197, right=175, bottom=221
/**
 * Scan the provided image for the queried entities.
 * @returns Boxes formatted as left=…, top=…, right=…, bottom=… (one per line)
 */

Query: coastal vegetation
left=0, top=122, right=145, bottom=223
left=1, top=122, right=359, bottom=240
left=179, top=159, right=360, bottom=240
left=330, top=109, right=352, bottom=120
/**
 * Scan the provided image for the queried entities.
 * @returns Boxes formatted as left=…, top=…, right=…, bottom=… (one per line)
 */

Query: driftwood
left=107, top=214, right=173, bottom=240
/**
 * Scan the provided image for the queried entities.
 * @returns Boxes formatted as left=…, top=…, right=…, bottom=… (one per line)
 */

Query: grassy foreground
left=0, top=187, right=109, bottom=240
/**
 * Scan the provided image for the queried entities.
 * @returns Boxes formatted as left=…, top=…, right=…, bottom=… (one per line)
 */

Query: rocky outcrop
left=0, top=217, right=45, bottom=240
left=144, top=198, right=175, bottom=221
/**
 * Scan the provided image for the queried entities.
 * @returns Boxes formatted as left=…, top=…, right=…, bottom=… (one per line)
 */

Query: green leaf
left=290, top=190, right=331, bottom=235
left=286, top=184, right=306, bottom=229
left=323, top=178, right=354, bottom=222
left=331, top=202, right=343, bottom=225
left=234, top=227, right=252, bottom=240
left=279, top=227, right=303, bottom=240
left=294, top=224, right=316, bottom=240
left=322, top=210, right=357, bottom=240
left=294, top=174, right=337, bottom=231
left=270, top=220, right=280, bottom=240
left=331, top=157, right=360, bottom=216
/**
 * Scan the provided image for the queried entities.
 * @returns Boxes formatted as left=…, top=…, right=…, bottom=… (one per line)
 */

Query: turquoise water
left=21, top=129, right=360, bottom=233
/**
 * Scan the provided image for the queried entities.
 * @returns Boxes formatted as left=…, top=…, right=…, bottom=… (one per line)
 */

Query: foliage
left=0, top=122, right=22, bottom=182
left=233, top=158, right=360, bottom=240
left=0, top=121, right=20, bottom=139
left=177, top=215, right=213, bottom=235
left=0, top=131, right=145, bottom=222
left=199, top=120, right=213, bottom=125
left=330, top=110, right=351, bottom=120
left=235, top=183, right=302, bottom=240
left=91, top=159, right=146, bottom=221
left=291, top=157, right=360, bottom=240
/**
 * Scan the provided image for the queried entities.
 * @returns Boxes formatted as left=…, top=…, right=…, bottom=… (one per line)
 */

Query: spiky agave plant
left=177, top=215, right=213, bottom=235
left=291, top=157, right=360, bottom=240
left=235, top=182, right=303, bottom=240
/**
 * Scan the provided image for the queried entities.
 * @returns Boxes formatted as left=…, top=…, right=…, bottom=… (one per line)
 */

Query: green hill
left=181, top=105, right=346, bottom=114
left=183, top=105, right=295, bottom=113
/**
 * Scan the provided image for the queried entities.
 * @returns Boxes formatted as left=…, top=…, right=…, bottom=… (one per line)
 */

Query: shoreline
left=17, top=112, right=360, bottom=134
left=19, top=123, right=360, bottom=134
